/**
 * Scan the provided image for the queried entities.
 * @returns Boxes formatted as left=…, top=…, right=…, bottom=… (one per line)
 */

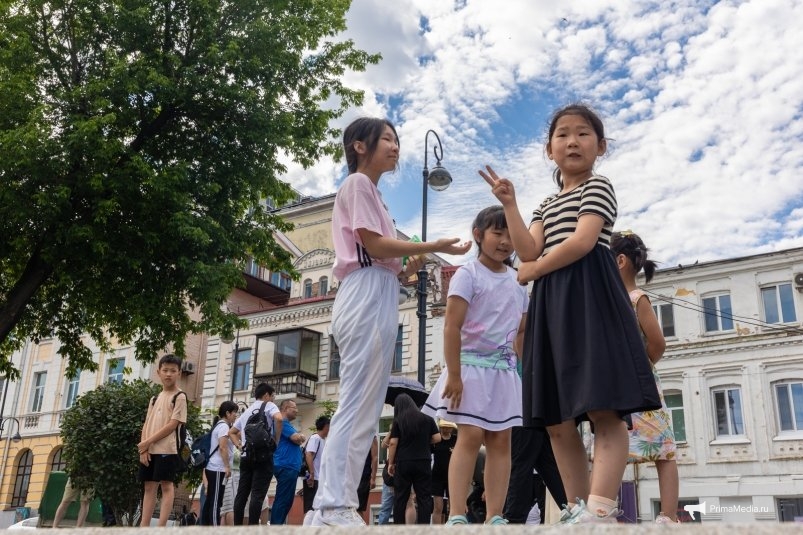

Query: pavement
left=21, top=523, right=802, bottom=533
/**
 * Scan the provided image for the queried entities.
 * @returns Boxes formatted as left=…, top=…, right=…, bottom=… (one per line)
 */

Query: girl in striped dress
left=481, top=104, right=661, bottom=524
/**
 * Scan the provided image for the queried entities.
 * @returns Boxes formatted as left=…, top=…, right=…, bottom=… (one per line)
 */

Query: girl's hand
left=517, top=259, right=540, bottom=284
left=441, top=373, right=463, bottom=410
left=387, top=463, right=396, bottom=477
left=479, top=165, right=517, bottom=207
left=434, top=238, right=472, bottom=256
left=401, top=254, right=424, bottom=279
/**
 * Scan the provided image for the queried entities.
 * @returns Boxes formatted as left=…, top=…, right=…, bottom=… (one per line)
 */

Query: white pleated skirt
left=422, top=364, right=522, bottom=432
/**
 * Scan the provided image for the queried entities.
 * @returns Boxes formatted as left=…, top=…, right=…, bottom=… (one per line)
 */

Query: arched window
left=303, top=279, right=312, bottom=299
left=50, top=446, right=66, bottom=473
left=319, top=276, right=328, bottom=296
left=11, top=449, right=33, bottom=507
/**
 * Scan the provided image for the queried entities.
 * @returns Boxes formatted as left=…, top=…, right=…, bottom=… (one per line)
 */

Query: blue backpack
left=188, top=421, right=225, bottom=470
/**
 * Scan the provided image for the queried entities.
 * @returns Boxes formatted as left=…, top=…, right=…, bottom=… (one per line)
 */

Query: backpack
left=188, top=421, right=224, bottom=470
left=151, top=391, right=193, bottom=472
left=243, top=401, right=276, bottom=463
left=298, top=433, right=319, bottom=477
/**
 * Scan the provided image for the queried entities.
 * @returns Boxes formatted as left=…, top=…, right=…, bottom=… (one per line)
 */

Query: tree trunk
left=0, top=247, right=53, bottom=344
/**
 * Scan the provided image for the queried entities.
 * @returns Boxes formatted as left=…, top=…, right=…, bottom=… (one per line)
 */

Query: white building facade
left=630, top=247, right=803, bottom=523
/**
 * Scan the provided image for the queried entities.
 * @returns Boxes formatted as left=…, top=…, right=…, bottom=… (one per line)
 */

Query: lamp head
left=221, top=333, right=235, bottom=344
left=11, top=432, right=21, bottom=443
left=427, top=163, right=452, bottom=192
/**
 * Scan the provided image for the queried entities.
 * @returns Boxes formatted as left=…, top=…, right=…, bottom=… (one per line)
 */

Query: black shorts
left=138, top=454, right=180, bottom=483
left=431, top=476, right=449, bottom=498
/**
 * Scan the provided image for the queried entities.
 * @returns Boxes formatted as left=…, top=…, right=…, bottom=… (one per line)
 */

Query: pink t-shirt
left=332, top=173, right=402, bottom=281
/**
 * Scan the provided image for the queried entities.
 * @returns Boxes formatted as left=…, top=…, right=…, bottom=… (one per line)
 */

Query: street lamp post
left=0, top=417, right=22, bottom=443
left=223, top=328, right=240, bottom=402
left=418, top=129, right=453, bottom=385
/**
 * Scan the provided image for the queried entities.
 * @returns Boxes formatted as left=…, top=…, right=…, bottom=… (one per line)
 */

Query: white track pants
left=314, top=267, right=399, bottom=510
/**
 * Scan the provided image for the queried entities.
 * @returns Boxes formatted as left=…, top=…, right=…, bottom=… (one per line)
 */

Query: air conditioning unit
left=180, top=361, right=196, bottom=375
left=795, top=272, right=803, bottom=291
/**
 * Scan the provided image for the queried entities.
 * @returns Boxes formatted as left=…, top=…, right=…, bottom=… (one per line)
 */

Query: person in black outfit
left=503, top=426, right=567, bottom=523
left=431, top=420, right=457, bottom=524
left=387, top=393, right=441, bottom=524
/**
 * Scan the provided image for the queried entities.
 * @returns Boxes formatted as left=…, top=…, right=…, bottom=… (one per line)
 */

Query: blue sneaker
left=486, top=515, right=508, bottom=525
left=446, top=514, right=468, bottom=525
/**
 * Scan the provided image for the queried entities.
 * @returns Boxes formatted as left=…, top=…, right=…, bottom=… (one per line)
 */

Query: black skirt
left=522, top=244, right=661, bottom=427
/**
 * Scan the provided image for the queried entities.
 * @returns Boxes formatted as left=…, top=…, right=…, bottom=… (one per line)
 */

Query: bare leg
left=482, top=429, right=511, bottom=521
left=52, top=500, right=71, bottom=528
left=546, top=421, right=590, bottom=506
left=405, top=493, right=416, bottom=524
left=432, top=496, right=444, bottom=524
left=656, top=459, right=679, bottom=521
left=446, top=425, right=483, bottom=517
left=140, top=482, right=158, bottom=527
left=158, top=481, right=175, bottom=527
left=75, top=499, right=90, bottom=527
left=587, top=411, right=628, bottom=501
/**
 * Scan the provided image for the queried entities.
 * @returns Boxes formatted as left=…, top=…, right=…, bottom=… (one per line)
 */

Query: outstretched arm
left=357, top=229, right=471, bottom=259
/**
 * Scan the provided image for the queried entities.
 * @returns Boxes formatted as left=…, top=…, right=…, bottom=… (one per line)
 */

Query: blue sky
left=282, top=0, right=803, bottom=267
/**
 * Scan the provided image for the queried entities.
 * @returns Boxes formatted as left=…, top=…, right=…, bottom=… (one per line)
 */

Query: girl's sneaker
left=311, top=507, right=365, bottom=526
left=655, top=513, right=681, bottom=524
left=568, top=503, right=620, bottom=524
left=445, top=514, right=469, bottom=525
left=485, top=515, right=508, bottom=525
left=556, top=501, right=584, bottom=524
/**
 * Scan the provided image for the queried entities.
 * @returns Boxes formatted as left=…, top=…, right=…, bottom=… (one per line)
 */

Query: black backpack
left=243, top=401, right=276, bottom=462
left=298, top=433, right=318, bottom=477
left=188, top=421, right=224, bottom=470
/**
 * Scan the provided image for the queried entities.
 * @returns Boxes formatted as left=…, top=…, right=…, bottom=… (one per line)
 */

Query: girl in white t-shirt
left=423, top=205, right=528, bottom=526
left=202, top=400, right=238, bottom=526
left=308, top=117, right=470, bottom=527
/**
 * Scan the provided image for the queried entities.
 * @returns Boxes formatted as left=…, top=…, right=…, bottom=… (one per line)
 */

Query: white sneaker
left=302, top=510, right=317, bottom=526
left=316, top=507, right=365, bottom=526
left=526, top=503, right=542, bottom=525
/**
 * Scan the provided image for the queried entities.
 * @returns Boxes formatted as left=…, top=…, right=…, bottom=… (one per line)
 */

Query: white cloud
left=296, top=0, right=803, bottom=266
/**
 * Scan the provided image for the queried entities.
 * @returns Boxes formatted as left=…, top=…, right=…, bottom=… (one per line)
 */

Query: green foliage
left=60, top=379, right=203, bottom=526
left=308, top=399, right=337, bottom=431
left=0, top=0, right=379, bottom=377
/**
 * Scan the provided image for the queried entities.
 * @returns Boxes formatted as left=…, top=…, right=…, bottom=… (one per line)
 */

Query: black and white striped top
left=530, top=175, right=617, bottom=254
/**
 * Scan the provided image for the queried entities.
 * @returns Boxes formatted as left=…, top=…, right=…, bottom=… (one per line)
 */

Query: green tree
left=0, top=0, right=378, bottom=378
left=60, top=379, right=203, bottom=526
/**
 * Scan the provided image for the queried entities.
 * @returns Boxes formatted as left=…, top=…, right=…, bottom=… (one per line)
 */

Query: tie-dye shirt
left=448, top=259, right=528, bottom=358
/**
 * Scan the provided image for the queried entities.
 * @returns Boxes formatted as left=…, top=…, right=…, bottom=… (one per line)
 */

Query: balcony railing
left=255, top=371, right=318, bottom=401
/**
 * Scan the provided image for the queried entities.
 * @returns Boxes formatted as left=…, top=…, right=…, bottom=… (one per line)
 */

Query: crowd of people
left=122, top=104, right=680, bottom=527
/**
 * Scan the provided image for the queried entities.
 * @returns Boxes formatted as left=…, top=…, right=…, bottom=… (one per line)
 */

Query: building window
left=775, top=381, right=803, bottom=432
left=664, top=391, right=686, bottom=442
left=270, top=271, right=292, bottom=291
left=11, top=449, right=33, bottom=507
left=392, top=326, right=403, bottom=372
left=652, top=302, right=676, bottom=337
left=50, top=447, right=66, bottom=473
left=328, top=337, right=340, bottom=381
left=319, top=276, right=328, bottom=296
left=761, top=283, right=797, bottom=324
left=702, top=294, right=734, bottom=332
left=713, top=387, right=744, bottom=437
left=31, top=372, right=47, bottom=412
left=303, top=279, right=313, bottom=299
left=233, top=349, right=251, bottom=392
left=65, top=372, right=81, bottom=409
left=106, top=358, right=125, bottom=384
left=255, top=328, right=321, bottom=376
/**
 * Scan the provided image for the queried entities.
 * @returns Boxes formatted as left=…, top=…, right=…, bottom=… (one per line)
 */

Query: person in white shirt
left=201, top=401, right=238, bottom=525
